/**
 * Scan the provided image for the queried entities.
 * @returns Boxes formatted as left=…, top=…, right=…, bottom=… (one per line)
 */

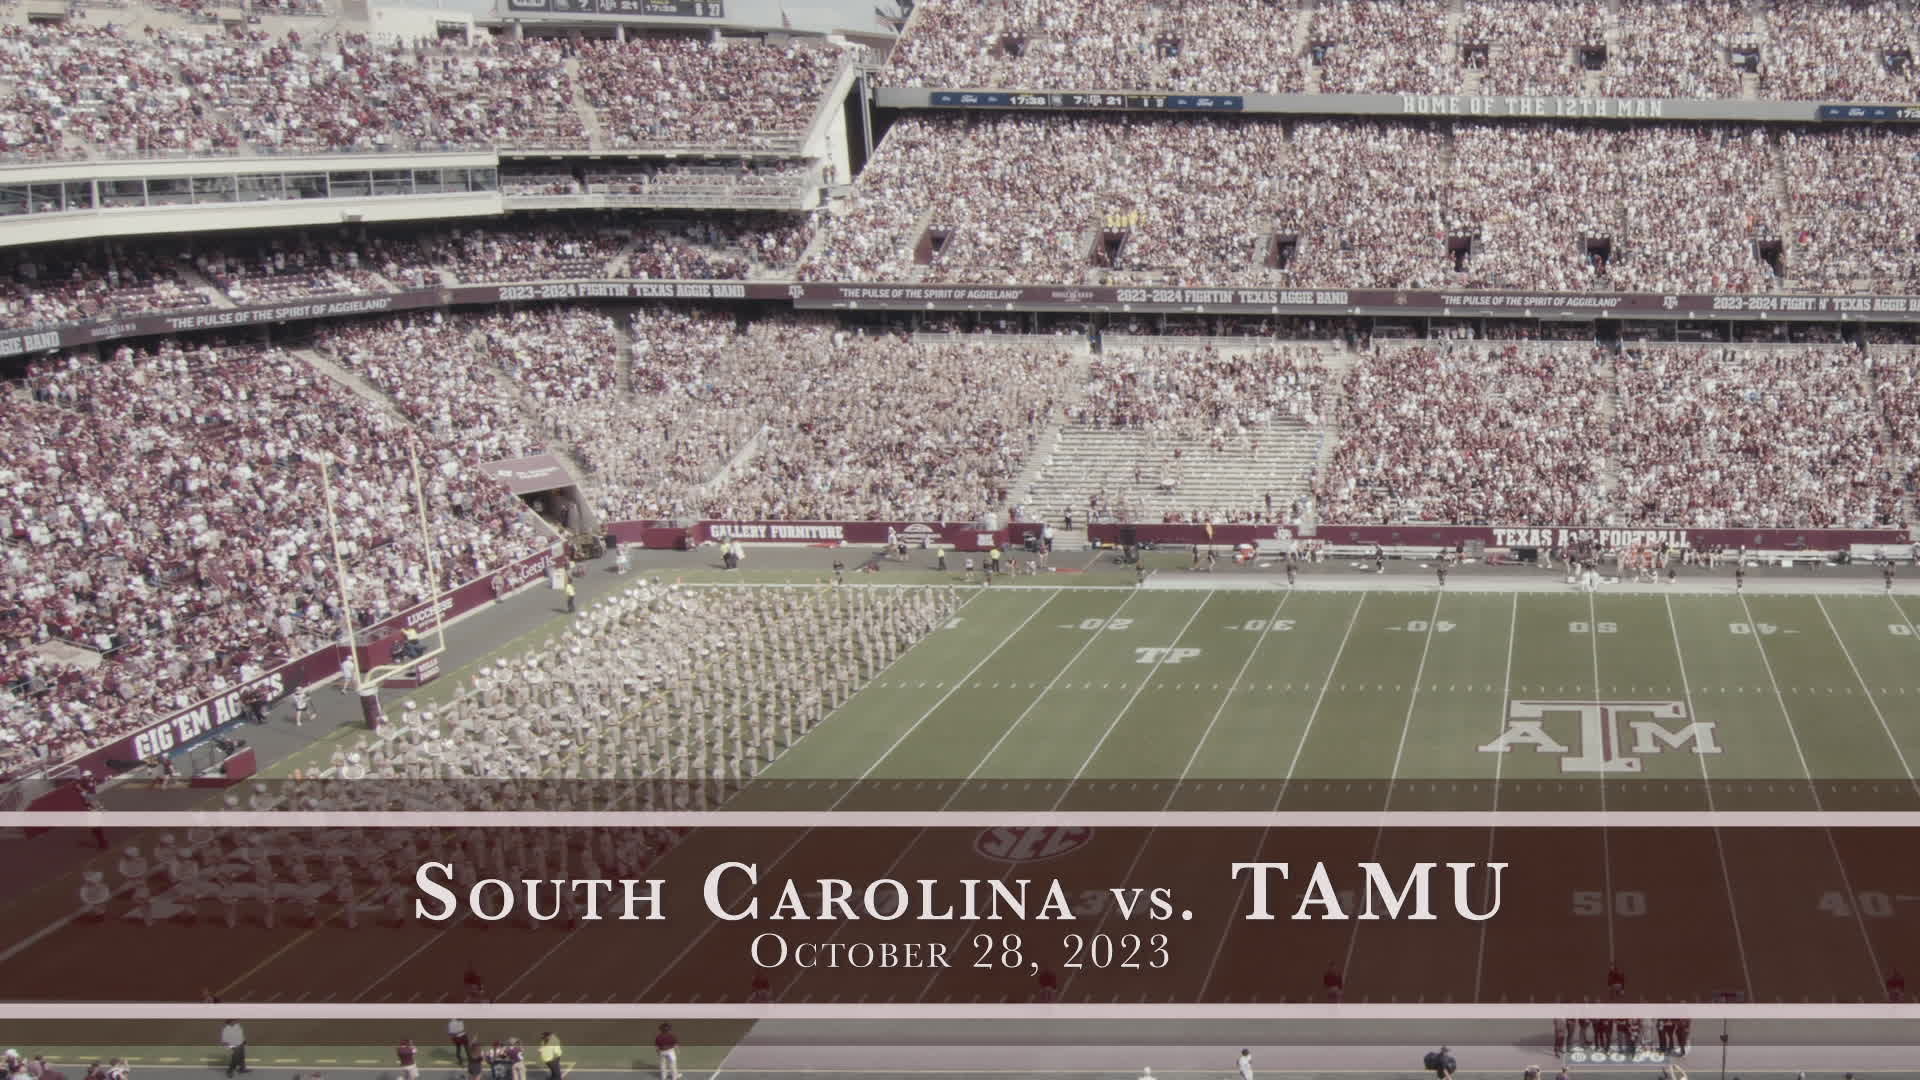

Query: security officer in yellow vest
left=537, top=1033, right=564, bottom=1080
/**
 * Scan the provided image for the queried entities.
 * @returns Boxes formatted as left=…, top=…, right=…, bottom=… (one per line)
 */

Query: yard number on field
left=1573, top=889, right=1648, bottom=917
left=1819, top=890, right=1899, bottom=918
left=1728, top=623, right=1780, bottom=635
left=1238, top=619, right=1296, bottom=632
left=1394, top=620, right=1454, bottom=632
left=1078, top=617, right=1134, bottom=631
left=1569, top=622, right=1618, bottom=633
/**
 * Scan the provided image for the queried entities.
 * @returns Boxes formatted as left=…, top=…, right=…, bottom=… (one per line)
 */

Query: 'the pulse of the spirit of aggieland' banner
left=12, top=824, right=1920, bottom=1005
left=502, top=0, right=723, bottom=16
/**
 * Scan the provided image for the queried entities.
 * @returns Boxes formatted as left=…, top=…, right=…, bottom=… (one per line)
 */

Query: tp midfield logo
left=1478, top=701, right=1720, bottom=773
left=974, top=826, right=1093, bottom=863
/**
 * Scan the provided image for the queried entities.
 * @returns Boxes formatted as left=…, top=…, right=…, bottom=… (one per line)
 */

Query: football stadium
left=7, top=0, right=1920, bottom=1064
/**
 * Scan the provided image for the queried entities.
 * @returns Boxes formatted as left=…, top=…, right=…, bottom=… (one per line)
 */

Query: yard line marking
left=1341, top=592, right=1446, bottom=991
left=961, top=590, right=1158, bottom=783
left=1815, top=596, right=1920, bottom=799
left=603, top=589, right=1082, bottom=1004
left=357, top=924, right=453, bottom=1001
left=1737, top=592, right=1886, bottom=992
left=1200, top=592, right=1370, bottom=1004
left=1664, top=593, right=1754, bottom=1003
left=1587, top=591, right=1616, bottom=966
left=843, top=589, right=1062, bottom=785
left=1278, top=595, right=1369, bottom=804
left=1064, top=594, right=1219, bottom=785
left=1888, top=594, right=1920, bottom=641
left=1056, top=590, right=1295, bottom=1001
left=905, top=590, right=1211, bottom=1001
left=1472, top=592, right=1519, bottom=1002
left=752, top=589, right=1162, bottom=1007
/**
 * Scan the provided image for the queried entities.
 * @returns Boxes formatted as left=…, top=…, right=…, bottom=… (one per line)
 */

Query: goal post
left=318, top=437, right=450, bottom=717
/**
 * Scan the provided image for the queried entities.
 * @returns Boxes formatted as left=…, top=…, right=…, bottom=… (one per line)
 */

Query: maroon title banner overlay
left=6, top=825, right=1916, bottom=1005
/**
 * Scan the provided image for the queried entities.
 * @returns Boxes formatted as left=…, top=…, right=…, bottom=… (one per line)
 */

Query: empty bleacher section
left=1023, top=341, right=1333, bottom=525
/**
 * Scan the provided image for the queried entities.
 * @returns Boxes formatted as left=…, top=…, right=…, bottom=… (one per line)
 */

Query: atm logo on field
left=974, top=826, right=1092, bottom=863
left=1477, top=701, right=1720, bottom=773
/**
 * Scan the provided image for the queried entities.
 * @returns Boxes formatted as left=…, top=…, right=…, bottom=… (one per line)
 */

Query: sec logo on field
left=974, top=826, right=1092, bottom=864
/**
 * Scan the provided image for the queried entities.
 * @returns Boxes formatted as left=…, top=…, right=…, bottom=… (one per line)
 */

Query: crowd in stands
left=695, top=322, right=1074, bottom=523
left=1781, top=125, right=1920, bottom=293
left=1759, top=0, right=1912, bottom=100
left=0, top=341, right=546, bottom=773
left=1308, top=341, right=1905, bottom=527
left=193, top=240, right=389, bottom=304
left=1456, top=0, right=1605, bottom=96
left=805, top=114, right=1920, bottom=293
left=501, top=160, right=816, bottom=205
left=883, top=0, right=1914, bottom=101
left=1606, top=0, right=1749, bottom=99
left=316, top=308, right=1077, bottom=525
left=1611, top=346, right=1897, bottom=527
left=883, top=0, right=1306, bottom=93
left=1074, top=346, right=1324, bottom=433
left=1311, top=0, right=1453, bottom=93
left=0, top=246, right=208, bottom=328
left=1312, top=343, right=1614, bottom=524
left=0, top=214, right=818, bottom=331
left=1872, top=348, right=1920, bottom=503
left=574, top=37, right=844, bottom=151
left=0, top=23, right=842, bottom=160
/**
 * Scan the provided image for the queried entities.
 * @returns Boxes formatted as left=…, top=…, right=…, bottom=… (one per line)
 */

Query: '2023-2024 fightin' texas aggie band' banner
left=9, top=279, right=1920, bottom=358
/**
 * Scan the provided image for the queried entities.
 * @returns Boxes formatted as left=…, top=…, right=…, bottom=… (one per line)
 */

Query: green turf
left=239, top=584, right=1920, bottom=805
left=714, top=588, right=1920, bottom=810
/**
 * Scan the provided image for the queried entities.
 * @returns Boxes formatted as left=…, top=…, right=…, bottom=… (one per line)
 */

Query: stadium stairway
left=1002, top=345, right=1094, bottom=520
left=701, top=423, right=773, bottom=500
left=293, top=346, right=405, bottom=419
left=566, top=58, right=605, bottom=150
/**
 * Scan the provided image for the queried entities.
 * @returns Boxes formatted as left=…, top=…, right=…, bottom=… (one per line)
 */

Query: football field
left=737, top=582, right=1920, bottom=812
left=9, top=581, right=1920, bottom=1006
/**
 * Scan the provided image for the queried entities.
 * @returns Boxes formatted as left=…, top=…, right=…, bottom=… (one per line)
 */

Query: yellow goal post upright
left=317, top=437, right=448, bottom=729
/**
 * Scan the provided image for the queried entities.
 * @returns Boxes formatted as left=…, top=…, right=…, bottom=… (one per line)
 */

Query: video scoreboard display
left=504, top=0, right=723, bottom=17
left=927, top=91, right=1245, bottom=111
